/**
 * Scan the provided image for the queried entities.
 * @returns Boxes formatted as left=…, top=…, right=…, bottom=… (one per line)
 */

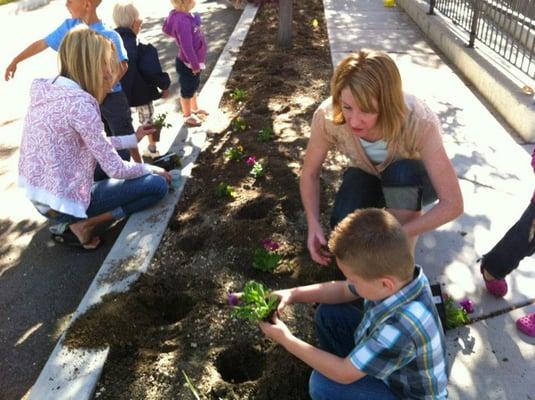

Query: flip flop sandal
left=184, top=115, right=202, bottom=127
left=51, top=228, right=101, bottom=250
left=192, top=109, right=209, bottom=119
left=516, top=313, right=535, bottom=337
left=481, top=265, right=508, bottom=298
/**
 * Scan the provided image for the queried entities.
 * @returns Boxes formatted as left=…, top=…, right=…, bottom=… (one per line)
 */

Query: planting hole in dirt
left=216, top=345, right=266, bottom=383
left=234, top=196, right=277, bottom=220
left=138, top=293, right=194, bottom=325
left=176, top=233, right=206, bottom=252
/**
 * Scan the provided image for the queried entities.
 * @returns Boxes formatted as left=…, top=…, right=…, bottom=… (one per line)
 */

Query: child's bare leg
left=180, top=96, right=192, bottom=117
left=190, top=95, right=208, bottom=116
left=148, top=134, right=156, bottom=147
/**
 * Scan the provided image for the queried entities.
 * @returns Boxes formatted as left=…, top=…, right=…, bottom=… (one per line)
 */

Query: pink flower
left=261, top=239, right=280, bottom=251
left=459, top=299, right=474, bottom=314
left=227, top=292, right=240, bottom=306
left=246, top=156, right=256, bottom=166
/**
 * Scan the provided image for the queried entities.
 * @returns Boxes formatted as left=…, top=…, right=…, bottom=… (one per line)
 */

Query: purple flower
left=261, top=239, right=280, bottom=251
left=459, top=299, right=475, bottom=314
left=246, top=156, right=257, bottom=166
left=227, top=292, right=240, bottom=306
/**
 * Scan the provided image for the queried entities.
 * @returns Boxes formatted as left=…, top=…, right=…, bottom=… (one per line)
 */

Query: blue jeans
left=330, top=160, right=437, bottom=228
left=310, top=304, right=398, bottom=400
left=39, top=174, right=168, bottom=229
left=482, top=201, right=535, bottom=279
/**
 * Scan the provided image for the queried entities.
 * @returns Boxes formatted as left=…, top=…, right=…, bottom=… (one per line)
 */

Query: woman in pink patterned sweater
left=18, top=27, right=170, bottom=249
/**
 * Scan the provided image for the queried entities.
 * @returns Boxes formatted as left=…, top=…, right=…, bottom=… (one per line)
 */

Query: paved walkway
left=0, top=1, right=241, bottom=399
left=323, top=0, right=534, bottom=398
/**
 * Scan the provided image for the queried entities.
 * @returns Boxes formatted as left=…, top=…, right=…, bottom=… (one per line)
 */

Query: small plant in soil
left=153, top=112, right=172, bottom=130
left=151, top=112, right=172, bottom=142
left=233, top=116, right=248, bottom=132
left=230, top=87, right=248, bottom=102
left=249, top=161, right=265, bottom=179
left=444, top=295, right=470, bottom=329
left=224, top=145, right=245, bottom=161
left=215, top=182, right=235, bottom=199
left=258, top=127, right=274, bottom=142
left=230, top=280, right=279, bottom=322
left=252, top=239, right=281, bottom=272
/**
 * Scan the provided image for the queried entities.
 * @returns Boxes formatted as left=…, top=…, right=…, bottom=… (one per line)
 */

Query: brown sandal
left=184, top=114, right=202, bottom=127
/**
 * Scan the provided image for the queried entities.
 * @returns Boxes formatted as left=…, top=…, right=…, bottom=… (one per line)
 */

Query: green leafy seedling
left=258, top=127, right=274, bottom=142
left=224, top=145, right=245, bottom=161
left=249, top=162, right=265, bottom=179
left=252, top=248, right=281, bottom=272
left=230, top=88, right=247, bottom=102
left=232, top=280, right=279, bottom=322
left=233, top=117, right=247, bottom=132
left=444, top=297, right=470, bottom=329
left=153, top=112, right=172, bottom=130
left=215, top=182, right=235, bottom=199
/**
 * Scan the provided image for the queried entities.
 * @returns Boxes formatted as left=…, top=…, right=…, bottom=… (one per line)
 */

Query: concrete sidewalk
left=323, top=0, right=534, bottom=398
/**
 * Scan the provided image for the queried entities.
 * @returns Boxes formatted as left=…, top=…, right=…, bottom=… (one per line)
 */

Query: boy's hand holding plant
left=227, top=280, right=280, bottom=323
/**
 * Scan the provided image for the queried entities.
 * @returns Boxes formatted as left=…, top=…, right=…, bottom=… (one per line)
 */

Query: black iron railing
left=427, top=0, right=535, bottom=78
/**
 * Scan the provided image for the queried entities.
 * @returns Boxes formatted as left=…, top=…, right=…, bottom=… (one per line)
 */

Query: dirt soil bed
left=64, top=1, right=341, bottom=398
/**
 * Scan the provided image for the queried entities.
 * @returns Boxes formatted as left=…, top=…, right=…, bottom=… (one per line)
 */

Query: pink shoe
left=480, top=265, right=508, bottom=298
left=516, top=313, right=535, bottom=337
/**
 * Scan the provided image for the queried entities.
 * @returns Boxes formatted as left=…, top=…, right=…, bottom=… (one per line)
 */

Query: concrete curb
left=27, top=3, right=259, bottom=399
left=397, top=0, right=535, bottom=143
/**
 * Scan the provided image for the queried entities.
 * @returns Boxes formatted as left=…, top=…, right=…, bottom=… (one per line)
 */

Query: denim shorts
left=175, top=58, right=200, bottom=98
left=330, top=159, right=437, bottom=228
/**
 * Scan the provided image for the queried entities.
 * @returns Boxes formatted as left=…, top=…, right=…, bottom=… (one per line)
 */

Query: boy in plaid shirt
left=259, top=208, right=448, bottom=399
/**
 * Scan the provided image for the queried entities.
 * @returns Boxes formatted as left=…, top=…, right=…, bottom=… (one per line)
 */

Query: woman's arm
left=403, top=128, right=463, bottom=237
left=300, top=110, right=332, bottom=265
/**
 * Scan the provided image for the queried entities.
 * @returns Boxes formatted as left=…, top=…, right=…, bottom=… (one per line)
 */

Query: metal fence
left=427, top=0, right=535, bottom=78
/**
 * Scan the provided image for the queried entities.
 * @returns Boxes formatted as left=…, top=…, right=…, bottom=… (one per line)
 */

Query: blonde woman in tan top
left=301, top=50, right=463, bottom=265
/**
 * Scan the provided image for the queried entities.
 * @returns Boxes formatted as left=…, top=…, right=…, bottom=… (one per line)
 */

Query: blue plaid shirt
left=349, top=266, right=448, bottom=399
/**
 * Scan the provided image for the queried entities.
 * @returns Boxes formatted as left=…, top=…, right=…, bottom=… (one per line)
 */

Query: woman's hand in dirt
left=135, top=123, right=156, bottom=142
left=307, top=225, right=332, bottom=266
left=258, top=314, right=291, bottom=344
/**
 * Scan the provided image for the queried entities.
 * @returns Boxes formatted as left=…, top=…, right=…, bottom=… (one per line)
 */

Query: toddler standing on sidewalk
left=163, top=0, right=209, bottom=127
left=480, top=147, right=535, bottom=337
left=113, top=1, right=171, bottom=158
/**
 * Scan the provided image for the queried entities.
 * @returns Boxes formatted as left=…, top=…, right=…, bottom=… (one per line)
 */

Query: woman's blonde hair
left=331, top=50, right=406, bottom=142
left=170, top=0, right=193, bottom=12
left=113, top=1, right=139, bottom=28
left=58, top=26, right=117, bottom=103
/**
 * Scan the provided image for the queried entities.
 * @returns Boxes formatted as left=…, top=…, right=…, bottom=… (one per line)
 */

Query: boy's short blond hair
left=59, top=26, right=117, bottom=103
left=113, top=1, right=140, bottom=29
left=170, top=0, right=193, bottom=12
left=328, top=208, right=414, bottom=281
